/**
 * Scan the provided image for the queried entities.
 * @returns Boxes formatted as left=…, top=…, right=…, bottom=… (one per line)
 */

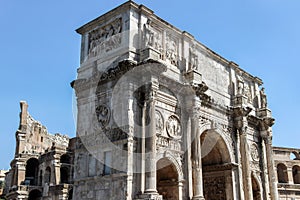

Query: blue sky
left=0, top=0, right=299, bottom=169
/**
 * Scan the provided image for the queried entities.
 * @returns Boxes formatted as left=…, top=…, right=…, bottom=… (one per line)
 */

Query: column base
left=135, top=192, right=163, bottom=200
left=192, top=196, right=205, bottom=200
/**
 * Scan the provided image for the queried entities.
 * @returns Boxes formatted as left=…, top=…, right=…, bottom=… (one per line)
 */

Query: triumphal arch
left=72, top=1, right=279, bottom=199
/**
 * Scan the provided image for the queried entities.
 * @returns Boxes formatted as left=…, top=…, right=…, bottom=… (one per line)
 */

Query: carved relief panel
left=166, top=34, right=179, bottom=66
left=88, top=18, right=123, bottom=58
left=143, top=19, right=163, bottom=54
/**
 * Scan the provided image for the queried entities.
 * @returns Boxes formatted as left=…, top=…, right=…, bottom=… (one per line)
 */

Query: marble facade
left=71, top=1, right=278, bottom=200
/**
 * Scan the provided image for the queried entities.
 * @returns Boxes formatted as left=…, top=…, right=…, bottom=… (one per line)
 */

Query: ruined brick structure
left=5, top=102, right=75, bottom=200
left=3, top=1, right=300, bottom=200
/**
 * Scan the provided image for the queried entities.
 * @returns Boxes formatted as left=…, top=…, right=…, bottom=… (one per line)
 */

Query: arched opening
left=28, top=189, right=42, bottom=200
left=252, top=175, right=262, bottom=200
left=25, top=158, right=39, bottom=186
left=201, top=130, right=232, bottom=200
left=60, top=154, right=71, bottom=184
left=277, top=163, right=288, bottom=183
left=60, top=154, right=71, bottom=164
left=156, top=158, right=179, bottom=200
left=44, top=167, right=51, bottom=184
left=292, top=165, right=300, bottom=184
left=60, top=167, right=69, bottom=184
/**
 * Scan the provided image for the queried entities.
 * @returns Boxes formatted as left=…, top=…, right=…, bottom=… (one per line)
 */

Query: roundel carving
left=166, top=115, right=181, bottom=139
left=96, top=104, right=110, bottom=128
left=251, top=143, right=259, bottom=161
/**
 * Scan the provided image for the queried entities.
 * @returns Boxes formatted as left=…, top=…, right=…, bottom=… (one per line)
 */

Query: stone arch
left=277, top=163, right=288, bottom=183
left=292, top=165, right=300, bottom=184
left=200, top=129, right=233, bottom=165
left=156, top=151, right=183, bottom=181
left=200, top=129, right=234, bottom=200
left=251, top=173, right=263, bottom=200
left=25, top=158, right=39, bottom=186
left=290, top=151, right=300, bottom=160
left=28, top=189, right=42, bottom=200
left=156, top=157, right=181, bottom=200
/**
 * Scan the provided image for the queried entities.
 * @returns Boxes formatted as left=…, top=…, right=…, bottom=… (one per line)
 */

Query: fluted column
left=261, top=138, right=271, bottom=200
left=263, top=135, right=279, bottom=200
left=238, top=127, right=253, bottom=200
left=191, top=99, right=205, bottom=200
left=260, top=117, right=279, bottom=200
left=144, top=83, right=158, bottom=194
left=233, top=107, right=252, bottom=200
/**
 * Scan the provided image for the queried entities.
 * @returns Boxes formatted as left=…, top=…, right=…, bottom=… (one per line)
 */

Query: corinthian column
left=191, top=98, right=205, bottom=200
left=233, top=107, right=253, bottom=200
left=262, top=133, right=279, bottom=200
left=144, top=83, right=158, bottom=194
left=260, top=117, right=279, bottom=200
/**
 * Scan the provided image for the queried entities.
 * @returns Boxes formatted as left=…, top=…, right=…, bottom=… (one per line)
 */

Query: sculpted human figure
left=260, top=87, right=267, bottom=108
left=143, top=19, right=154, bottom=48
left=237, top=74, right=244, bottom=95
left=189, top=45, right=198, bottom=71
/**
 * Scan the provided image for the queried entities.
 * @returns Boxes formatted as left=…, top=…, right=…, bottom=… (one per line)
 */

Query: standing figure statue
left=237, top=74, right=244, bottom=95
left=260, top=87, right=267, bottom=108
left=143, top=19, right=154, bottom=48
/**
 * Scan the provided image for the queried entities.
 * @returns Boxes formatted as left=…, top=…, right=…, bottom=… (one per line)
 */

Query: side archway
left=156, top=157, right=180, bottom=200
left=251, top=173, right=262, bottom=200
left=200, top=129, right=234, bottom=200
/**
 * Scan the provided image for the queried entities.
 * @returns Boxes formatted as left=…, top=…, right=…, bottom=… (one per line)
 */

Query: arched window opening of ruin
left=25, top=158, right=39, bottom=186
left=277, top=163, right=289, bottom=183
left=292, top=165, right=300, bottom=184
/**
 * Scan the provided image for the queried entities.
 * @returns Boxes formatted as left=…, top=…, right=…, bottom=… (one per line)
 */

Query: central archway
left=156, top=158, right=179, bottom=200
left=201, top=130, right=233, bottom=200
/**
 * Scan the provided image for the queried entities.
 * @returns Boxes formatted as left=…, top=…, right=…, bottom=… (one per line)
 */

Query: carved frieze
left=157, top=136, right=181, bottom=152
left=88, top=18, right=122, bottom=57
left=166, top=115, right=181, bottom=139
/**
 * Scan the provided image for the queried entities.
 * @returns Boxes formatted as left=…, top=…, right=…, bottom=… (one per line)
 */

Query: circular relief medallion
left=155, top=111, right=164, bottom=135
left=251, top=143, right=259, bottom=161
left=166, top=115, right=181, bottom=139
left=95, top=104, right=110, bottom=127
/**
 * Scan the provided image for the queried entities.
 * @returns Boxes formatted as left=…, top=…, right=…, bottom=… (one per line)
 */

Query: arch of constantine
left=2, top=1, right=300, bottom=200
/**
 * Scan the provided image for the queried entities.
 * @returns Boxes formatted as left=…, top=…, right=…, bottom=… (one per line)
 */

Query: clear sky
left=0, top=0, right=299, bottom=170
